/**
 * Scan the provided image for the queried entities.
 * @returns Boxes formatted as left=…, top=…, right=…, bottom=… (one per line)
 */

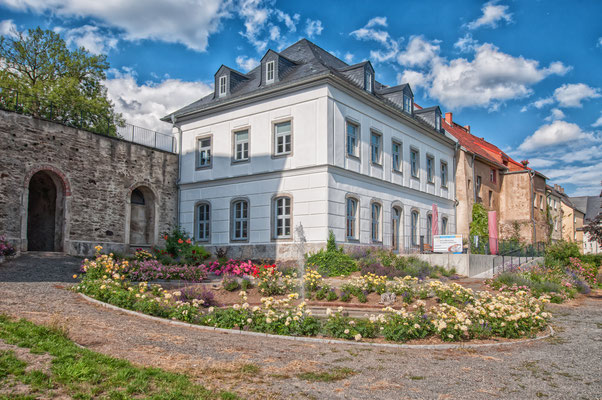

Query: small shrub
left=241, top=278, right=253, bottom=291
left=544, top=241, right=580, bottom=266
left=340, top=290, right=351, bottom=302
left=326, top=289, right=338, bottom=301
left=177, top=286, right=218, bottom=307
left=222, top=276, right=240, bottom=292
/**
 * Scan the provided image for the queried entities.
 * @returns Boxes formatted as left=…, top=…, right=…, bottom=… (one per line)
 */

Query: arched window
left=427, top=213, right=433, bottom=245
left=346, top=197, right=358, bottom=240
left=273, top=196, right=292, bottom=239
left=131, top=188, right=145, bottom=205
left=391, top=206, right=402, bottom=251
left=371, top=202, right=381, bottom=242
left=442, top=217, right=448, bottom=235
left=231, top=199, right=249, bottom=241
left=411, top=210, right=419, bottom=246
left=196, top=202, right=210, bottom=242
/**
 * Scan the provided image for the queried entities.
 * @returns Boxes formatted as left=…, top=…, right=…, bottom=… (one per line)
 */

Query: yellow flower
left=72, top=274, right=78, bottom=279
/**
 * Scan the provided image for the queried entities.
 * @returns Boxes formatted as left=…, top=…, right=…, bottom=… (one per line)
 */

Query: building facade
left=165, top=39, right=456, bottom=260
left=571, top=195, right=601, bottom=254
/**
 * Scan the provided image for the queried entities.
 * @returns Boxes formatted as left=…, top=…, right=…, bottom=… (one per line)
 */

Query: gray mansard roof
left=570, top=196, right=602, bottom=222
left=162, top=38, right=444, bottom=137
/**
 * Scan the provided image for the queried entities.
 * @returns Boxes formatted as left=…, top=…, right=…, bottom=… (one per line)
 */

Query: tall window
left=197, top=137, right=212, bottom=168
left=427, top=214, right=433, bottom=245
left=476, top=176, right=482, bottom=195
left=490, top=168, right=496, bottom=183
left=403, top=94, right=412, bottom=113
left=346, top=121, right=359, bottom=157
left=218, top=75, right=227, bottom=97
left=392, top=141, right=402, bottom=172
left=234, top=130, right=249, bottom=161
left=442, top=217, right=448, bottom=235
left=346, top=197, right=358, bottom=240
left=410, top=148, right=419, bottom=178
left=273, top=196, right=291, bottom=239
left=365, top=71, right=372, bottom=92
left=371, top=202, right=381, bottom=242
left=392, top=207, right=401, bottom=251
left=488, top=190, right=493, bottom=207
left=411, top=210, right=419, bottom=246
left=435, top=117, right=441, bottom=131
left=441, top=161, right=448, bottom=187
left=426, top=156, right=434, bottom=183
left=370, top=131, right=381, bottom=165
left=274, top=120, right=292, bottom=155
left=266, top=61, right=275, bottom=83
left=231, top=200, right=249, bottom=241
left=197, top=203, right=210, bottom=242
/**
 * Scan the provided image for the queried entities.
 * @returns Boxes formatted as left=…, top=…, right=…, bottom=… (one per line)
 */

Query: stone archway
left=26, top=170, right=67, bottom=251
left=128, top=186, right=156, bottom=246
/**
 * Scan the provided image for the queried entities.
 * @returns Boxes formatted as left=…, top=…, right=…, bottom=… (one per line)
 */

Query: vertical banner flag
left=488, top=210, right=498, bottom=255
left=432, top=204, right=439, bottom=236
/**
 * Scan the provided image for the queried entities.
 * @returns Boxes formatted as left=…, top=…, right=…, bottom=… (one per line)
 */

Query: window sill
left=272, top=152, right=292, bottom=159
left=346, top=238, right=360, bottom=243
left=411, top=174, right=420, bottom=180
left=271, top=237, right=293, bottom=242
left=230, top=238, right=249, bottom=243
left=427, top=181, right=435, bottom=185
left=231, top=159, right=250, bottom=165
left=370, top=162, right=383, bottom=168
left=195, top=165, right=212, bottom=171
left=346, top=153, right=361, bottom=161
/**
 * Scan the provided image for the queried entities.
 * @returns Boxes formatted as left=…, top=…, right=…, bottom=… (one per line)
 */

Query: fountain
left=295, top=222, right=307, bottom=302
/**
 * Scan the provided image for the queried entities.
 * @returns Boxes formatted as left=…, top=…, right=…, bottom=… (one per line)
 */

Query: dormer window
left=266, top=61, right=275, bottom=84
left=365, top=71, right=373, bottom=92
left=435, top=116, right=441, bottom=131
left=218, top=75, right=227, bottom=97
left=403, top=95, right=413, bottom=113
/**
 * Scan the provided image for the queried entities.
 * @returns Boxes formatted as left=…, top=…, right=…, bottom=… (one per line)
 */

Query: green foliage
left=0, top=27, right=123, bottom=135
left=381, top=312, right=433, bottom=342
left=326, top=230, right=337, bottom=252
left=222, top=276, right=240, bottom=292
left=469, top=203, right=489, bottom=254
left=296, top=367, right=356, bottom=382
left=326, top=290, right=339, bottom=301
left=583, top=214, right=602, bottom=246
left=305, top=236, right=358, bottom=277
left=240, top=278, right=252, bottom=291
left=544, top=241, right=580, bottom=266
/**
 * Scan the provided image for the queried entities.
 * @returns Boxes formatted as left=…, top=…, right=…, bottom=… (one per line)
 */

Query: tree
left=469, top=203, right=489, bottom=254
left=0, top=27, right=122, bottom=135
left=583, top=214, right=602, bottom=246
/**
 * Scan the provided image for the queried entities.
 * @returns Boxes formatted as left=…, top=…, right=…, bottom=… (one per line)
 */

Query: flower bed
left=74, top=250, right=551, bottom=344
left=123, top=259, right=208, bottom=282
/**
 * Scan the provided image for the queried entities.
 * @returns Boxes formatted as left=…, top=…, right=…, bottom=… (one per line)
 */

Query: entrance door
left=27, top=171, right=57, bottom=251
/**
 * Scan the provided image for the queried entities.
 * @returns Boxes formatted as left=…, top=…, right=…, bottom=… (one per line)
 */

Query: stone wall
left=0, top=110, right=178, bottom=256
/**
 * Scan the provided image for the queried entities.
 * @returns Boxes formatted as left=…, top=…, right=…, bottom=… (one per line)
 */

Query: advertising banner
left=433, top=235, right=463, bottom=253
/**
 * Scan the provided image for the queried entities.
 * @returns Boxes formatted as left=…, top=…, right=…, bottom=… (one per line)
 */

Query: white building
left=163, top=39, right=457, bottom=260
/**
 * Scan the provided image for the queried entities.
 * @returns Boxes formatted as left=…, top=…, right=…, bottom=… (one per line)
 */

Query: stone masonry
left=0, top=110, right=178, bottom=256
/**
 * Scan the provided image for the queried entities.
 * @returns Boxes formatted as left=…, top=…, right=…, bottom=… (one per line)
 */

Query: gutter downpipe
left=529, top=170, right=537, bottom=245
left=472, top=154, right=477, bottom=202
left=453, top=142, right=460, bottom=235
left=171, top=113, right=182, bottom=228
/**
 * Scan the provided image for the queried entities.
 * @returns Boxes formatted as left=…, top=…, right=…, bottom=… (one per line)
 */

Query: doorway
left=27, top=171, right=64, bottom=251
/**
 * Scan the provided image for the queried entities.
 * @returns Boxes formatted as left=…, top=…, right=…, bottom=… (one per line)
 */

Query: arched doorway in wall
left=129, top=186, right=156, bottom=246
left=27, top=170, right=66, bottom=251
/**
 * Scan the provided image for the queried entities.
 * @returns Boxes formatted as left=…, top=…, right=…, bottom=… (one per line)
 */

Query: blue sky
left=1, top=0, right=601, bottom=196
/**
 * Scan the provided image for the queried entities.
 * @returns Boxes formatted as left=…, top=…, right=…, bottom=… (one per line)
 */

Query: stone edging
left=79, top=293, right=555, bottom=350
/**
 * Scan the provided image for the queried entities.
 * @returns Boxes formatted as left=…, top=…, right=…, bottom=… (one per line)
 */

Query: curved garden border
left=79, top=293, right=554, bottom=350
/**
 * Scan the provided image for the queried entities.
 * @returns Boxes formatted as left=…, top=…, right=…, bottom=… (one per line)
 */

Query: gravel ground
left=0, top=253, right=601, bottom=400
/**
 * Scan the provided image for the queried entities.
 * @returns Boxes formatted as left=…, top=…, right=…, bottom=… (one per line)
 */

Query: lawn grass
left=296, top=367, right=356, bottom=382
left=0, top=315, right=241, bottom=399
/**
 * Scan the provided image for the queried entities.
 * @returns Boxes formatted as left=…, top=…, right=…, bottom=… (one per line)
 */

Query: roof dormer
left=377, top=83, right=414, bottom=115
left=337, top=61, right=375, bottom=93
left=415, top=106, right=443, bottom=134
left=260, top=50, right=296, bottom=86
left=214, top=65, right=248, bottom=99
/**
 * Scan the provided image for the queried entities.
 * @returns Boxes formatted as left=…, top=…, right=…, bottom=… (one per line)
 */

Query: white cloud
left=397, top=70, right=428, bottom=89
left=518, top=120, right=594, bottom=151
left=397, top=35, right=440, bottom=67
left=238, top=0, right=271, bottom=51
left=527, top=158, right=557, bottom=168
left=0, top=0, right=231, bottom=52
left=274, top=10, right=298, bottom=32
left=104, top=69, right=212, bottom=132
left=423, top=43, right=569, bottom=109
left=365, top=16, right=387, bottom=28
left=454, top=33, right=478, bottom=53
left=540, top=163, right=602, bottom=190
left=235, top=55, right=259, bottom=71
left=350, top=16, right=397, bottom=51
left=343, top=52, right=354, bottom=64
left=553, top=83, right=601, bottom=108
left=544, top=108, right=565, bottom=122
left=58, top=25, right=118, bottom=55
left=0, top=19, right=18, bottom=38
left=592, top=112, right=602, bottom=128
left=305, top=19, right=323, bottom=39
left=598, top=37, right=602, bottom=47
left=467, top=1, right=513, bottom=30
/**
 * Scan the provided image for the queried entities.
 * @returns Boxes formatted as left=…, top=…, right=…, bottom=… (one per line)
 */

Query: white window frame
left=371, top=202, right=382, bottom=242
left=196, top=202, right=211, bottom=242
left=392, top=140, right=402, bottom=172
left=403, top=94, right=413, bottom=113
left=442, top=217, right=448, bottom=235
left=441, top=161, right=448, bottom=187
left=218, top=75, right=227, bottom=97
left=435, top=116, right=441, bottom=131
left=411, top=210, right=419, bottom=246
left=426, top=155, right=434, bottom=183
left=197, top=136, right=212, bottom=168
left=266, top=60, right=275, bottom=84
left=346, top=121, right=359, bottom=158
left=410, top=148, right=419, bottom=178
left=274, top=120, right=292, bottom=156
left=370, top=131, right=381, bottom=165
left=273, top=196, right=292, bottom=239
left=231, top=199, right=249, bottom=241
left=233, top=129, right=249, bottom=162
left=366, top=71, right=372, bottom=92
left=346, top=197, right=358, bottom=240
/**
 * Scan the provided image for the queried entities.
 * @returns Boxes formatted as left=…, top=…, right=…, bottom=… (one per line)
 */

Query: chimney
left=554, top=184, right=559, bottom=191
left=445, top=112, right=453, bottom=125
left=464, top=125, right=471, bottom=133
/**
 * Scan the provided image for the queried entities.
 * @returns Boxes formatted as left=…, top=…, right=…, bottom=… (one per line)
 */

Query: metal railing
left=491, top=242, right=546, bottom=276
left=0, top=86, right=175, bottom=153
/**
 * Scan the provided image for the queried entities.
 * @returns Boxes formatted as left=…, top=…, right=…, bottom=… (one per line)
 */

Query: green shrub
left=241, top=278, right=253, bottom=291
left=182, top=245, right=210, bottom=265
left=306, top=231, right=358, bottom=277
left=544, top=241, right=580, bottom=266
left=222, top=276, right=240, bottom=292
left=326, top=290, right=338, bottom=301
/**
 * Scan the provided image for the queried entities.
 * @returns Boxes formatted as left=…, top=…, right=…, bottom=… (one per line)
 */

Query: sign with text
left=433, top=235, right=463, bottom=253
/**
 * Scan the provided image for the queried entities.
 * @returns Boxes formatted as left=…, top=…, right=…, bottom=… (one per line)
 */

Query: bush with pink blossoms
left=0, top=235, right=16, bottom=257
left=124, top=259, right=207, bottom=282
left=205, top=259, right=258, bottom=277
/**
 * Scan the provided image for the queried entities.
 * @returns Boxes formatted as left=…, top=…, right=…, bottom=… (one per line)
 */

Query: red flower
left=186, top=239, right=192, bottom=244
left=178, top=239, right=184, bottom=244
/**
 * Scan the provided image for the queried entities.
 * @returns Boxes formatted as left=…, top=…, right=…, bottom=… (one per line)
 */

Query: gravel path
left=1, top=253, right=601, bottom=400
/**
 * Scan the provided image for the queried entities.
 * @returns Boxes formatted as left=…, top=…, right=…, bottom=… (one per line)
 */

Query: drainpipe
left=529, top=170, right=537, bottom=245
left=472, top=154, right=477, bottom=202
left=171, top=114, right=182, bottom=228
left=453, top=142, right=460, bottom=234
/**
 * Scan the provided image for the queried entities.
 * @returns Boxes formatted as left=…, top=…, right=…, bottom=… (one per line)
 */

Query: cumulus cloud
left=274, top=9, right=299, bottom=32
left=365, top=16, right=387, bottom=28
left=350, top=17, right=402, bottom=64
left=527, top=158, right=557, bottom=168
left=553, top=83, right=601, bottom=108
left=598, top=37, right=602, bottom=47
left=0, top=0, right=230, bottom=52
left=454, top=33, right=478, bottom=53
left=397, top=70, right=428, bottom=89
left=540, top=163, right=602, bottom=193
left=592, top=112, right=602, bottom=128
left=305, top=19, right=323, bottom=38
left=104, top=69, right=212, bottom=132
left=0, top=19, right=18, bottom=38
left=466, top=1, right=513, bottom=30
left=518, top=120, right=594, bottom=151
left=56, top=25, right=118, bottom=55
left=235, top=55, right=259, bottom=71
left=397, top=35, right=440, bottom=67
left=544, top=108, right=565, bottom=122
left=343, top=52, right=354, bottom=64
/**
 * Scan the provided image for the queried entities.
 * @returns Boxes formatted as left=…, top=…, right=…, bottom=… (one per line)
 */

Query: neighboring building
left=443, top=113, right=549, bottom=246
left=546, top=184, right=563, bottom=242
left=571, top=195, right=601, bottom=254
left=163, top=39, right=457, bottom=260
